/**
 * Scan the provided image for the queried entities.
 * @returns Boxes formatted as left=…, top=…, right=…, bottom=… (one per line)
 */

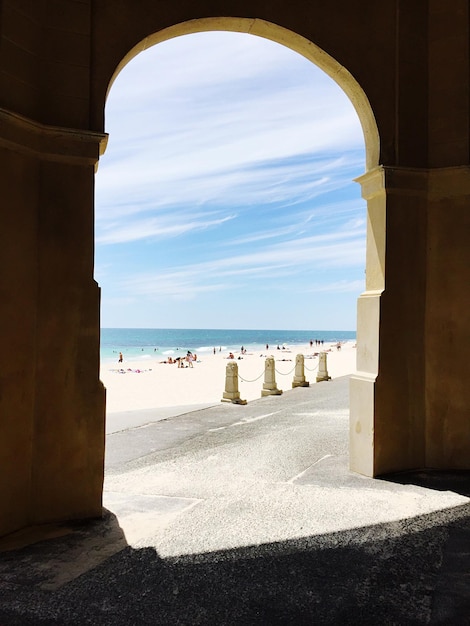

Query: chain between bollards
left=222, top=352, right=328, bottom=402
left=304, top=361, right=319, bottom=373
left=274, top=364, right=297, bottom=376
left=238, top=370, right=265, bottom=384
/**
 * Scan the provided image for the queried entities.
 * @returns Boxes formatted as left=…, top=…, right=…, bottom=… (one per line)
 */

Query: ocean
left=100, top=328, right=356, bottom=363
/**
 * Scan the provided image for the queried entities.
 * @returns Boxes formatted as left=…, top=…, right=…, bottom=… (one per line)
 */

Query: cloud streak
left=97, top=212, right=237, bottom=245
left=117, top=225, right=366, bottom=301
left=95, top=31, right=367, bottom=329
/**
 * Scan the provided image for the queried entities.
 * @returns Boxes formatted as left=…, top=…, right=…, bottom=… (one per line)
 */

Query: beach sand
left=100, top=342, right=357, bottom=414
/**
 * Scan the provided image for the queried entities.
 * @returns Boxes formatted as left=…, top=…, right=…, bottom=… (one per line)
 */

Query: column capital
left=0, top=108, right=108, bottom=166
left=356, top=165, right=470, bottom=200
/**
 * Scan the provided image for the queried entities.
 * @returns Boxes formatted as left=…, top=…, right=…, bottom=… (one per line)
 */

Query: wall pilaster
left=0, top=108, right=107, bottom=534
left=352, top=165, right=470, bottom=476
left=425, top=167, right=470, bottom=468
left=351, top=166, right=428, bottom=476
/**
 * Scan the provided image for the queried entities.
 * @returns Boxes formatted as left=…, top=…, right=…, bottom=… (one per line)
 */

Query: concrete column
left=292, top=354, right=309, bottom=388
left=222, top=362, right=246, bottom=404
left=350, top=167, right=387, bottom=477
left=261, top=357, right=282, bottom=397
left=0, top=108, right=107, bottom=536
left=425, top=167, right=470, bottom=469
left=351, top=166, right=428, bottom=477
left=316, top=353, right=331, bottom=382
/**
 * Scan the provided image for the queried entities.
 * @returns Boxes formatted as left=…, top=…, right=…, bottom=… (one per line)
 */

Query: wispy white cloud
left=116, top=225, right=366, bottom=301
left=108, top=32, right=354, bottom=114
left=95, top=31, right=365, bottom=247
left=306, top=279, right=366, bottom=294
left=95, top=153, right=364, bottom=245
left=97, top=212, right=236, bottom=245
left=95, top=31, right=367, bottom=329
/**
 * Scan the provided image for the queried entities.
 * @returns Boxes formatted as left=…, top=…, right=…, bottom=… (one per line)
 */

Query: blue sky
left=95, top=32, right=367, bottom=330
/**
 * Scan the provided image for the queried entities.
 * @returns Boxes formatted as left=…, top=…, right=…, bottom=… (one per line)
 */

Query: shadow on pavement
left=380, top=469, right=470, bottom=498
left=1, top=501, right=469, bottom=625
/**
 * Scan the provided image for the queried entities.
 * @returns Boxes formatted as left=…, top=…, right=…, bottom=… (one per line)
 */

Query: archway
left=9, top=3, right=470, bottom=542
left=99, top=18, right=382, bottom=477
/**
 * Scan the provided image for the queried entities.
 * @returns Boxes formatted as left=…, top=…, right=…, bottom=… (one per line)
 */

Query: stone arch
left=2, top=2, right=469, bottom=540
left=101, top=18, right=383, bottom=477
left=106, top=18, right=379, bottom=171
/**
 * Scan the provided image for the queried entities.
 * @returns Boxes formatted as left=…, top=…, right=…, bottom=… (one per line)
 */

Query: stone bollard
left=261, top=356, right=283, bottom=397
left=221, top=361, right=247, bottom=404
left=292, top=353, right=309, bottom=388
left=316, top=351, right=331, bottom=382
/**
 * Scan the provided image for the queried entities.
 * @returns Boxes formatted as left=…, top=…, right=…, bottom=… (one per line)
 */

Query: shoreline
left=100, top=328, right=356, bottom=363
left=101, top=341, right=357, bottom=415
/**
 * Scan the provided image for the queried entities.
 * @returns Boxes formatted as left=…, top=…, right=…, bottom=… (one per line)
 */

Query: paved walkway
left=1, top=377, right=469, bottom=624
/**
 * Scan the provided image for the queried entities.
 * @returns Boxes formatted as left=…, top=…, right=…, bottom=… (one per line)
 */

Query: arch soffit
left=106, top=17, right=379, bottom=172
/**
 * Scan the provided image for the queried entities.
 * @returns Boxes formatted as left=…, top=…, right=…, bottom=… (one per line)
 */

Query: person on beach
left=118, top=352, right=123, bottom=363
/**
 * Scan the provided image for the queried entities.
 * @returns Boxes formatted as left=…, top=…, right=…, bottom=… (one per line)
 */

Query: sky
left=94, top=31, right=367, bottom=331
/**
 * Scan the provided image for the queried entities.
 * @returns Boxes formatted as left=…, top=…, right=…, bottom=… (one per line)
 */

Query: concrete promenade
left=1, top=376, right=469, bottom=624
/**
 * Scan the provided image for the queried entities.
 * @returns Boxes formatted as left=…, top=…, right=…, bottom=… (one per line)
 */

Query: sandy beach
left=100, top=341, right=357, bottom=414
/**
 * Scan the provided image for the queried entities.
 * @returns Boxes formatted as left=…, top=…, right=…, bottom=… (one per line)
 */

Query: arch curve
left=2, top=1, right=470, bottom=546
left=106, top=17, right=379, bottom=171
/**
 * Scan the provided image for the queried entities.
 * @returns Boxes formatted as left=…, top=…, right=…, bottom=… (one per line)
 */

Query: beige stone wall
left=0, top=108, right=106, bottom=535
left=0, top=143, right=38, bottom=535
left=0, top=1, right=93, bottom=128
left=0, top=0, right=469, bottom=537
left=425, top=1, right=470, bottom=469
left=425, top=169, right=470, bottom=469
